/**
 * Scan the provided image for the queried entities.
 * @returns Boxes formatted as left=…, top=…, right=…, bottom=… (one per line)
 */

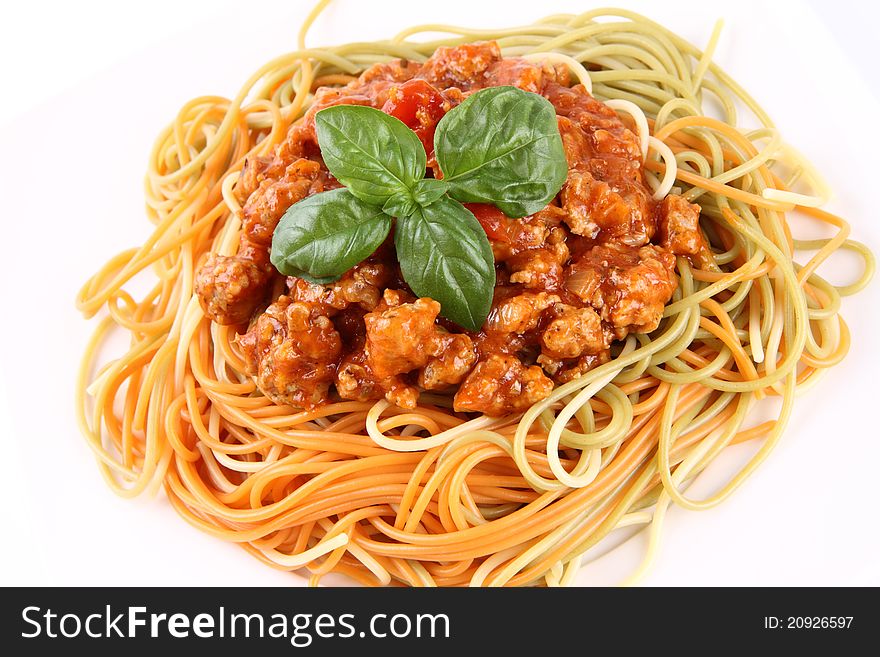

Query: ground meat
left=235, top=123, right=317, bottom=203
left=419, top=334, right=478, bottom=390
left=561, top=168, right=653, bottom=245
left=420, top=42, right=503, bottom=89
left=287, top=261, right=392, bottom=312
left=655, top=194, right=709, bottom=262
left=197, top=42, right=690, bottom=416
left=195, top=159, right=322, bottom=325
left=454, top=354, right=554, bottom=415
left=357, top=58, right=424, bottom=86
left=565, top=243, right=677, bottom=337
left=468, top=203, right=562, bottom=262
left=236, top=155, right=278, bottom=204
left=549, top=82, right=654, bottom=246
left=549, top=352, right=611, bottom=383
left=364, top=295, right=446, bottom=379
left=507, top=228, right=569, bottom=290
left=545, top=83, right=642, bottom=162
left=557, top=116, right=593, bottom=168
left=237, top=296, right=342, bottom=408
left=194, top=244, right=274, bottom=326
left=241, top=159, right=323, bottom=246
left=540, top=304, right=607, bottom=359
left=335, top=347, right=419, bottom=410
left=485, top=292, right=559, bottom=336
left=339, top=292, right=477, bottom=406
left=484, top=58, right=569, bottom=93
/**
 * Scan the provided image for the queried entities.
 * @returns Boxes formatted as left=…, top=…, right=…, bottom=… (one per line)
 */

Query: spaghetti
left=76, top=2, right=874, bottom=586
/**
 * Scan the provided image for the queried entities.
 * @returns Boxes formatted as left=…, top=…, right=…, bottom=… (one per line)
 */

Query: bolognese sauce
left=194, top=41, right=707, bottom=416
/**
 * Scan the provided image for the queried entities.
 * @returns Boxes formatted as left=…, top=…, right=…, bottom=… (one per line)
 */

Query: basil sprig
left=270, top=85, right=567, bottom=331
left=434, top=86, right=568, bottom=218
left=395, top=195, right=495, bottom=332
left=270, top=189, right=391, bottom=282
left=316, top=105, right=426, bottom=207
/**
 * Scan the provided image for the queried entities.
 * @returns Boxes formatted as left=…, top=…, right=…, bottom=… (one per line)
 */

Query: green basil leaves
left=270, top=188, right=391, bottom=283
left=434, top=86, right=568, bottom=218
left=396, top=196, right=495, bottom=331
left=316, top=105, right=426, bottom=206
left=270, top=84, right=567, bottom=331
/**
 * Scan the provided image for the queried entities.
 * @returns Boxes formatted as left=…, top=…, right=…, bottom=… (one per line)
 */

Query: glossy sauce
left=195, top=41, right=707, bottom=415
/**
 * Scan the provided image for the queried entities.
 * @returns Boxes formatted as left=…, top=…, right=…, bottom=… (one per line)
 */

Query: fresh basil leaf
left=382, top=190, right=417, bottom=218
left=270, top=188, right=391, bottom=281
left=434, top=86, right=567, bottom=218
left=395, top=196, right=495, bottom=332
left=316, top=105, right=426, bottom=207
left=412, top=178, right=448, bottom=207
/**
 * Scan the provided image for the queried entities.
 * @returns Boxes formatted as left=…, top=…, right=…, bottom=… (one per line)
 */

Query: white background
left=1, top=0, right=878, bottom=586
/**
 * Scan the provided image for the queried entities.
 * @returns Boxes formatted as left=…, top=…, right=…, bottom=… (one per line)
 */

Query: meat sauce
left=195, top=41, right=708, bottom=416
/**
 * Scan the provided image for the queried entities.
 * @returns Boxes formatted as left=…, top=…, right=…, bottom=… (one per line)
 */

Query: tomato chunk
left=381, top=79, right=447, bottom=157
left=465, top=203, right=512, bottom=243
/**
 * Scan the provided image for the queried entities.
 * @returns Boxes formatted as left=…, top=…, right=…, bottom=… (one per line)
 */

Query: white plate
left=1, top=0, right=878, bottom=586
